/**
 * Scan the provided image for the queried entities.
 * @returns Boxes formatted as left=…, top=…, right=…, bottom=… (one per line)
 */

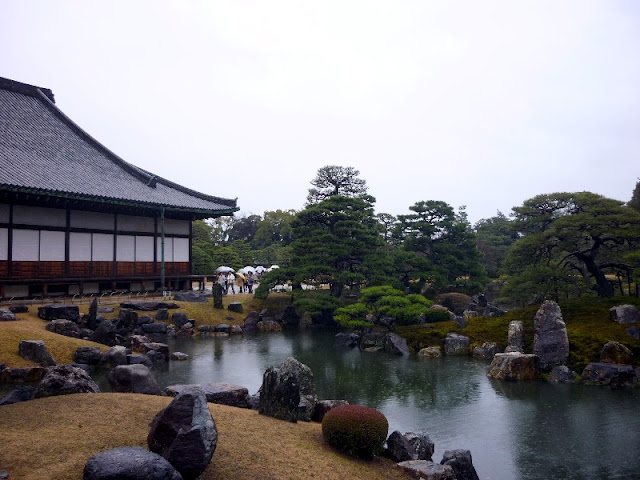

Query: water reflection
left=89, top=330, right=640, bottom=480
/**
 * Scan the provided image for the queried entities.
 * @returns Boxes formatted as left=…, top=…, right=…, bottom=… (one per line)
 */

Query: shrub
left=322, top=405, right=389, bottom=459
left=334, top=303, right=372, bottom=328
left=436, top=293, right=472, bottom=315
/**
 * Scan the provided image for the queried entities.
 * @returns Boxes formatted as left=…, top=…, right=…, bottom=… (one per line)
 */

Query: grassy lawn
left=0, top=393, right=411, bottom=480
left=0, top=293, right=291, bottom=369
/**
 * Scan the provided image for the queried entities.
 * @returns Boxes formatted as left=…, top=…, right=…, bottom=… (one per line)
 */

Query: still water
left=104, top=330, right=640, bottom=480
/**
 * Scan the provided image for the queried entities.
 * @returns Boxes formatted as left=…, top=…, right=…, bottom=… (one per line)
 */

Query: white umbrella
left=239, top=266, right=256, bottom=274
left=269, top=265, right=280, bottom=270
left=255, top=266, right=266, bottom=273
left=215, top=265, right=235, bottom=273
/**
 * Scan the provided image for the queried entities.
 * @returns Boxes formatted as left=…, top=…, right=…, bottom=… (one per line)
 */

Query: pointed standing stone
left=533, top=300, right=569, bottom=370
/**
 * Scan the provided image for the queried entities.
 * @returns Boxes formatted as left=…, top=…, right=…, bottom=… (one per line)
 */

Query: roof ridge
left=0, top=76, right=55, bottom=103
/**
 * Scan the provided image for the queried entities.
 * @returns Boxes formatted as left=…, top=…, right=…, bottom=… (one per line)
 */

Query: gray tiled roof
left=0, top=77, right=238, bottom=217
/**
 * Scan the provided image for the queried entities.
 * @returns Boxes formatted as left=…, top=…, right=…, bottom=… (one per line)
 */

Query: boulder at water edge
left=472, top=342, right=499, bottom=360
left=259, top=356, right=318, bottom=422
left=581, top=362, right=637, bottom=388
left=102, top=345, right=128, bottom=368
left=546, top=365, right=577, bottom=384
left=486, top=352, right=541, bottom=380
left=74, top=346, right=103, bottom=365
left=148, top=390, right=217, bottom=480
left=444, top=333, right=470, bottom=356
left=396, top=460, right=456, bottom=480
left=385, top=333, right=410, bottom=356
left=83, top=446, right=183, bottom=480
left=108, top=364, right=162, bottom=395
left=418, top=346, right=442, bottom=358
left=166, top=383, right=252, bottom=408
left=34, top=365, right=100, bottom=398
left=533, top=301, right=569, bottom=370
left=600, top=341, right=633, bottom=365
left=441, top=449, right=479, bottom=480
left=386, top=431, right=435, bottom=462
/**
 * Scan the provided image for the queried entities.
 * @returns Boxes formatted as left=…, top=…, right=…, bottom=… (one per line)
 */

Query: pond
left=97, top=330, right=640, bottom=480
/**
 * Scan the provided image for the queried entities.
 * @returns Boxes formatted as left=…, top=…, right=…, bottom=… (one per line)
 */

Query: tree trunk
left=329, top=281, right=343, bottom=297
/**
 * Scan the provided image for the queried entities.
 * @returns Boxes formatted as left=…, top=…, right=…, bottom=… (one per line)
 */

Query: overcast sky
left=2, top=1, right=639, bottom=224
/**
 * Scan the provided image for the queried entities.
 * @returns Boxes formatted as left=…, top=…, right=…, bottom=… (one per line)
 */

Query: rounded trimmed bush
left=321, top=404, right=388, bottom=458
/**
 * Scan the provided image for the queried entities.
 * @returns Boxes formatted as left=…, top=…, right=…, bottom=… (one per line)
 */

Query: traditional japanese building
left=0, top=76, right=238, bottom=298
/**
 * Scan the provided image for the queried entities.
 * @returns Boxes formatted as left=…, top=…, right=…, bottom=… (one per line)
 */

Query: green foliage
left=292, top=291, right=342, bottom=326
left=506, top=192, right=640, bottom=299
left=289, top=195, right=383, bottom=297
left=322, top=405, right=389, bottom=459
left=422, top=309, right=453, bottom=324
left=333, top=285, right=432, bottom=328
left=629, top=179, right=640, bottom=212
left=307, top=165, right=370, bottom=205
left=394, top=201, right=487, bottom=294
left=474, top=211, right=518, bottom=278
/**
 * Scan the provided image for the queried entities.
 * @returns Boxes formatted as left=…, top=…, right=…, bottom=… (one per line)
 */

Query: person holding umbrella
left=228, top=272, right=236, bottom=294
left=246, top=271, right=255, bottom=294
left=236, top=273, right=246, bottom=293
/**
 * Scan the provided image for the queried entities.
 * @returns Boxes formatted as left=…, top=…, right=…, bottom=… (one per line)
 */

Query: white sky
left=2, top=1, right=639, bottom=224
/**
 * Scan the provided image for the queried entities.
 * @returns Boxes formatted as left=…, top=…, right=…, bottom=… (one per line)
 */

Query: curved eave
left=0, top=185, right=239, bottom=220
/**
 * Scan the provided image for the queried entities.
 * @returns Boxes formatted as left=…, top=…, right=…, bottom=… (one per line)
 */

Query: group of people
left=216, top=271, right=256, bottom=294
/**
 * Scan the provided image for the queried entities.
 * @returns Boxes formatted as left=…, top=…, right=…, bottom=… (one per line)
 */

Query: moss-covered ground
left=397, top=296, right=640, bottom=372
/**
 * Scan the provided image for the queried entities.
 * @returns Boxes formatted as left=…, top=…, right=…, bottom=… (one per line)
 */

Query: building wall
left=0, top=203, right=191, bottom=282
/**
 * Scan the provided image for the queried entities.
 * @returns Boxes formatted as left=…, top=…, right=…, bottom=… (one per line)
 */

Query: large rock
left=118, top=308, right=138, bottom=329
left=610, top=304, right=640, bottom=324
left=139, top=342, right=170, bottom=363
left=281, top=305, right=300, bottom=328
left=444, top=333, right=470, bottom=356
left=171, top=313, right=190, bottom=328
left=242, top=311, right=260, bottom=331
left=625, top=326, right=640, bottom=340
left=46, top=319, right=81, bottom=338
left=385, top=333, right=410, bottom=356
left=546, top=365, right=577, bottom=384
left=148, top=390, right=217, bottom=480
left=360, top=332, right=386, bottom=351
left=418, top=347, right=442, bottom=358
left=335, top=333, right=360, bottom=349
left=396, top=460, right=456, bottom=480
left=83, top=446, right=183, bottom=480
left=257, top=320, right=282, bottom=332
left=311, top=399, right=349, bottom=422
left=165, top=383, right=251, bottom=409
left=173, top=292, right=208, bottom=302
left=18, top=340, right=57, bottom=366
left=34, top=365, right=100, bottom=398
left=258, top=357, right=318, bottom=422
left=74, top=346, right=103, bottom=365
left=386, top=431, right=434, bottom=462
left=486, top=352, right=542, bottom=381
left=108, top=364, right=162, bottom=395
left=120, top=301, right=179, bottom=311
left=37, top=305, right=80, bottom=322
left=0, top=309, right=17, bottom=321
left=228, top=302, right=243, bottom=313
left=102, top=345, right=128, bottom=368
left=533, top=300, right=569, bottom=370
left=472, top=342, right=499, bottom=360
left=581, top=362, right=637, bottom=388
left=440, top=449, right=479, bottom=480
left=600, top=341, right=633, bottom=364
left=127, top=354, right=153, bottom=368
left=505, top=320, right=525, bottom=353
left=0, top=385, right=36, bottom=406
left=87, top=298, right=98, bottom=329
left=0, top=366, right=46, bottom=383
left=386, top=431, right=415, bottom=462
left=9, top=305, right=28, bottom=314
left=141, top=322, right=169, bottom=334
left=90, top=319, right=118, bottom=346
